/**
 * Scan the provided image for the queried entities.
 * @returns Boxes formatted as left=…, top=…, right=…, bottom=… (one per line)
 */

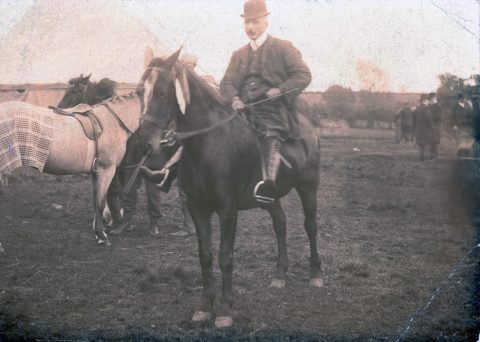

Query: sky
left=0, top=0, right=479, bottom=92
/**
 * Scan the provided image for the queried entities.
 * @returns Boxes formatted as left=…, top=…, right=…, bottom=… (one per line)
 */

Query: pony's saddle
left=49, top=104, right=103, bottom=140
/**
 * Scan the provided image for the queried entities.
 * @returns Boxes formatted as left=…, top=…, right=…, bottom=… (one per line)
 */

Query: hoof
left=215, top=316, right=233, bottom=328
left=97, top=238, right=111, bottom=247
left=192, top=310, right=211, bottom=322
left=270, top=278, right=285, bottom=288
left=109, top=223, right=134, bottom=235
left=309, top=277, right=324, bottom=287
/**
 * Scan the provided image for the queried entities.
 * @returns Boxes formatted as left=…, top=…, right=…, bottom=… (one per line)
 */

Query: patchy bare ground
left=0, top=130, right=479, bottom=341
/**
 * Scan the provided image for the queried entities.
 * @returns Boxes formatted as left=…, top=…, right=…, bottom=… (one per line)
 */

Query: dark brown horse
left=57, top=74, right=118, bottom=109
left=138, top=49, right=323, bottom=327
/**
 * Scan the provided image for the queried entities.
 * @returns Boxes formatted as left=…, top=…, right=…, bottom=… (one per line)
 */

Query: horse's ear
left=86, top=73, right=91, bottom=80
left=144, top=46, right=154, bottom=68
left=175, top=68, right=190, bottom=115
left=164, top=46, right=183, bottom=70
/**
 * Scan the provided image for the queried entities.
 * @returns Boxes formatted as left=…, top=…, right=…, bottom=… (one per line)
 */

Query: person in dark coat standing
left=429, top=92, right=442, bottom=159
left=414, top=94, right=434, bottom=161
left=220, top=0, right=312, bottom=203
left=451, top=92, right=474, bottom=146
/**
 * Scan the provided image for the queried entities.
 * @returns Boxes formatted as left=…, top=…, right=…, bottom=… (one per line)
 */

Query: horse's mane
left=94, top=78, right=117, bottom=100
left=183, top=68, right=226, bottom=108
left=142, top=57, right=227, bottom=109
left=67, top=75, right=118, bottom=101
left=91, top=91, right=140, bottom=109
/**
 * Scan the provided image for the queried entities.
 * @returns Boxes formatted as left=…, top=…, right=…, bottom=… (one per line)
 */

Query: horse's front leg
left=266, top=200, right=288, bottom=288
left=189, top=204, right=215, bottom=323
left=215, top=205, right=238, bottom=328
left=105, top=171, right=123, bottom=225
left=91, top=165, right=117, bottom=246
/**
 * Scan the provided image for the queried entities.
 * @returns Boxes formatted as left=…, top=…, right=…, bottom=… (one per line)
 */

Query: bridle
left=74, top=82, right=88, bottom=102
left=141, top=65, right=241, bottom=145
left=142, top=66, right=298, bottom=145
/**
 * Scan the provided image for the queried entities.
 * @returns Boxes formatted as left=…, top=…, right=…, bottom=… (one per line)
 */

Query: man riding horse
left=220, top=0, right=311, bottom=203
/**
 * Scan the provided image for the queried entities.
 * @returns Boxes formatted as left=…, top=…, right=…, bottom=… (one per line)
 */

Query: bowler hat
left=241, top=0, right=270, bottom=20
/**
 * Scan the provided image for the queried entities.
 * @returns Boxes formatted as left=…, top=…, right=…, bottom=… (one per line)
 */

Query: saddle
left=48, top=104, right=103, bottom=140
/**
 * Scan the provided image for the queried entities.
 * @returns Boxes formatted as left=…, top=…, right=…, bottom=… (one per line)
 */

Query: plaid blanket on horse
left=0, top=101, right=55, bottom=179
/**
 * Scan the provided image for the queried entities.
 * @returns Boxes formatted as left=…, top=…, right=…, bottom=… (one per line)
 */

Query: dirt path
left=0, top=133, right=478, bottom=340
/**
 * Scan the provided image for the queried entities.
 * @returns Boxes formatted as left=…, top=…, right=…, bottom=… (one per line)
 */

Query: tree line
left=297, top=73, right=468, bottom=129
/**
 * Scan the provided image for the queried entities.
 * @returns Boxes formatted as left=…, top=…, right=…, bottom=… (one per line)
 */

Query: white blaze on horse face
left=143, top=69, right=158, bottom=115
left=175, top=78, right=186, bottom=114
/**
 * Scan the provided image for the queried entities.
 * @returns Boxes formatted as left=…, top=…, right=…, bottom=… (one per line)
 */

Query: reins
left=154, top=88, right=300, bottom=141
left=175, top=111, right=240, bottom=140
left=102, top=102, right=134, bottom=135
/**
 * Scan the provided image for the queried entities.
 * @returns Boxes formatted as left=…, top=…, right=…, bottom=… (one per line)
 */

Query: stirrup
left=253, top=180, right=275, bottom=204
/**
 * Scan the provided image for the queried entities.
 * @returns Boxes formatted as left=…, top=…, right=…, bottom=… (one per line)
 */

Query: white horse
left=0, top=93, right=143, bottom=247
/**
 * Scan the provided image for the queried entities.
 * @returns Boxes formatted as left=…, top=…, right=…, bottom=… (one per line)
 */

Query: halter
left=142, top=65, right=181, bottom=144
left=66, top=82, right=88, bottom=106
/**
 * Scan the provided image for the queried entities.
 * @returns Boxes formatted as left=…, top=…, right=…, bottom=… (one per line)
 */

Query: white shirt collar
left=249, top=31, right=268, bottom=51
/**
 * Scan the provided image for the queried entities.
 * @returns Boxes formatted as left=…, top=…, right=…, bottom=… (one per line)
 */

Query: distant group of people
left=395, top=92, right=474, bottom=162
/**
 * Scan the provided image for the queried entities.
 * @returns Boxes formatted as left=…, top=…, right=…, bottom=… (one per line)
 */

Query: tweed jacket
left=220, top=35, right=311, bottom=105
left=220, top=35, right=311, bottom=137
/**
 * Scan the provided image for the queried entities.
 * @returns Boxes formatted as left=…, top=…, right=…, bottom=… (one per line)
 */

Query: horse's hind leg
left=267, top=200, right=288, bottom=288
left=295, top=180, right=323, bottom=287
left=91, top=165, right=117, bottom=246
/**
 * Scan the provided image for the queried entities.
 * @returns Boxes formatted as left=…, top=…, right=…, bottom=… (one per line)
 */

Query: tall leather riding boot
left=254, top=137, right=282, bottom=204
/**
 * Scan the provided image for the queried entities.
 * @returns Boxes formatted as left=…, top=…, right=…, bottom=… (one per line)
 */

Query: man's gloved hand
left=453, top=125, right=458, bottom=131
left=266, top=87, right=281, bottom=98
left=232, top=96, right=246, bottom=111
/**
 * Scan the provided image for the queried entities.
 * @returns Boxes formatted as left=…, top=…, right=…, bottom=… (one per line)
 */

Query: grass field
left=0, top=130, right=479, bottom=341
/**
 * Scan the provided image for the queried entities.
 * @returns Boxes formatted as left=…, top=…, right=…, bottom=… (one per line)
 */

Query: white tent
left=0, top=0, right=168, bottom=84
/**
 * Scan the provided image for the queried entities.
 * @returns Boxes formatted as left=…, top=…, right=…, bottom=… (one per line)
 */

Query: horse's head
left=57, top=74, right=92, bottom=108
left=137, top=47, right=190, bottom=155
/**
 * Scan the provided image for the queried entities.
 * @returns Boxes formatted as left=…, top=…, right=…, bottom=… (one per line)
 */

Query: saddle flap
left=48, top=104, right=102, bottom=140
left=74, top=112, right=103, bottom=140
